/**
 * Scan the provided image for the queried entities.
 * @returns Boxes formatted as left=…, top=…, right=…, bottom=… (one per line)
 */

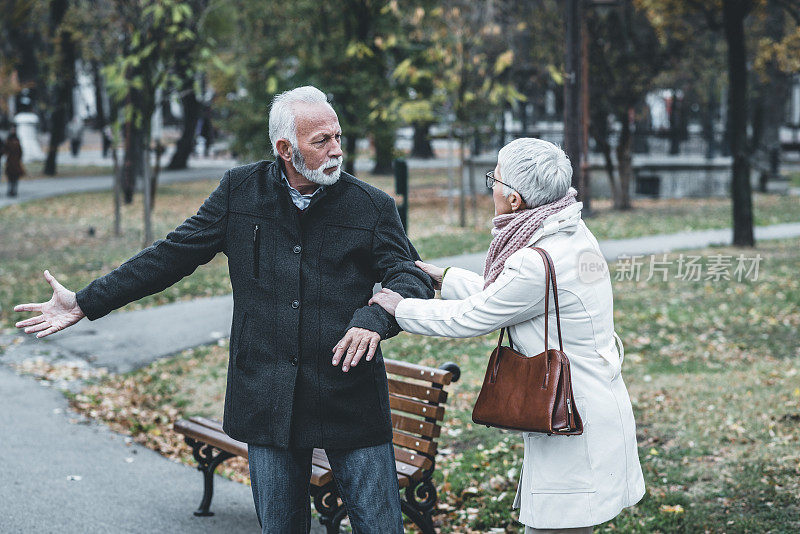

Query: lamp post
left=564, top=0, right=586, bottom=210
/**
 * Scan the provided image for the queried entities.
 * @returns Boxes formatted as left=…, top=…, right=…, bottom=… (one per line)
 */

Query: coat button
left=291, top=300, right=300, bottom=309
left=293, top=245, right=302, bottom=254
left=291, top=357, right=298, bottom=366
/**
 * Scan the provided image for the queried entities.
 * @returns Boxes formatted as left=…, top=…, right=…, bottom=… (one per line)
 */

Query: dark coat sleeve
left=346, top=197, right=434, bottom=339
left=75, top=171, right=230, bottom=320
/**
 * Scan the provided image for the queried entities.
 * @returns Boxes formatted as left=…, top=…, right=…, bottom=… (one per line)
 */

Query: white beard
left=292, top=147, right=343, bottom=186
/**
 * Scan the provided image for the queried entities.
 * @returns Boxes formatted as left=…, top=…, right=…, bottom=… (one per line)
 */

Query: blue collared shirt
left=282, top=171, right=324, bottom=210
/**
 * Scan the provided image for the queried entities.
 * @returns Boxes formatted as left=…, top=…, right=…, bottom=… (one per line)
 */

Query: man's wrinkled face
left=291, top=103, right=344, bottom=185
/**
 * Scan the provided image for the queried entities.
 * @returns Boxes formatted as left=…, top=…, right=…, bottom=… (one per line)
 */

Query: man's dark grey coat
left=76, top=160, right=434, bottom=449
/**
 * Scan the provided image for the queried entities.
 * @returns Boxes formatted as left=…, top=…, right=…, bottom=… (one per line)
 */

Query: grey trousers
left=525, top=527, right=593, bottom=534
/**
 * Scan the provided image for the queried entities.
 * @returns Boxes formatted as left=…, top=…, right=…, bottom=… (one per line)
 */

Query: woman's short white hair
left=497, top=138, right=573, bottom=207
left=268, top=86, right=332, bottom=157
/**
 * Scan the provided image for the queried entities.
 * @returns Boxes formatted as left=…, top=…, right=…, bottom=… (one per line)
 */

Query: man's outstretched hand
left=14, top=270, right=85, bottom=338
left=331, top=327, right=381, bottom=372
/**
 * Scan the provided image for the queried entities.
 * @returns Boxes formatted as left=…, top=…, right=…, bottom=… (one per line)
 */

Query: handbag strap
left=495, top=326, right=516, bottom=352
left=532, top=247, right=564, bottom=353
left=495, top=248, right=564, bottom=355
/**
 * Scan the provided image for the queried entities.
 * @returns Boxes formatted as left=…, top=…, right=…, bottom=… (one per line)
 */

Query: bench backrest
left=384, top=358, right=458, bottom=475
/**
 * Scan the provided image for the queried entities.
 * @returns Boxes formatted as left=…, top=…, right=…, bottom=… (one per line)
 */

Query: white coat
left=395, top=203, right=645, bottom=529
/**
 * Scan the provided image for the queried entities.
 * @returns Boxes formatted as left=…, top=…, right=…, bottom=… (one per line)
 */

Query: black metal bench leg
left=402, top=475, right=438, bottom=534
left=185, top=437, right=235, bottom=517
left=311, top=477, right=439, bottom=533
left=312, top=482, right=347, bottom=534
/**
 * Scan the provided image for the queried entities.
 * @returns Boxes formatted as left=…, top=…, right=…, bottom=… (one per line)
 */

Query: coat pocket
left=252, top=223, right=261, bottom=279
left=233, top=312, right=251, bottom=371
left=529, top=397, right=596, bottom=493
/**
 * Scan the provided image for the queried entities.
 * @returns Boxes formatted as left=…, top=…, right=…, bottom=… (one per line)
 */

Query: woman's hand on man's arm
left=415, top=260, right=445, bottom=290
left=368, top=288, right=405, bottom=317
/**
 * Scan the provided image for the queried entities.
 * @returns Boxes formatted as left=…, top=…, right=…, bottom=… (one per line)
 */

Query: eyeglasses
left=486, top=171, right=524, bottom=200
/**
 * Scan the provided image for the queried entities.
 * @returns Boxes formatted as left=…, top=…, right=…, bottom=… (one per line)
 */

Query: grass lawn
left=55, top=238, right=800, bottom=533
left=1, top=170, right=798, bottom=330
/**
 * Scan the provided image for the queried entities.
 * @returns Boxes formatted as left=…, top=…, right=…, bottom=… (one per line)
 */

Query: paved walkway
left=0, top=365, right=262, bottom=533
left=0, top=166, right=231, bottom=210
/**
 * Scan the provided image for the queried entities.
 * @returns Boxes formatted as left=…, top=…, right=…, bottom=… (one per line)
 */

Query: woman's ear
left=509, top=191, right=525, bottom=212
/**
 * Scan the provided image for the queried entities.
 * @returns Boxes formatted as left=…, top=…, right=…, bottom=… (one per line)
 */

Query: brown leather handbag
left=472, top=247, right=583, bottom=435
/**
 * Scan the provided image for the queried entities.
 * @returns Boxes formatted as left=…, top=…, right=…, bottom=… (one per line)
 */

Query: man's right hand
left=14, top=270, right=86, bottom=338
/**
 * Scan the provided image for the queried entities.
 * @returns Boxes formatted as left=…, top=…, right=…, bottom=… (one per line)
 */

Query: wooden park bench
left=174, top=359, right=461, bottom=533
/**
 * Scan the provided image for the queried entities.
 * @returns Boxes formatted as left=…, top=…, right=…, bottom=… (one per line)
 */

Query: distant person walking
left=4, top=127, right=25, bottom=197
left=67, top=117, right=84, bottom=156
left=102, top=125, right=113, bottom=158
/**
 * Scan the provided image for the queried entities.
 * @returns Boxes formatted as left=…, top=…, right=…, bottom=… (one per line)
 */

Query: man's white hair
left=497, top=138, right=573, bottom=207
left=268, top=86, right=332, bottom=157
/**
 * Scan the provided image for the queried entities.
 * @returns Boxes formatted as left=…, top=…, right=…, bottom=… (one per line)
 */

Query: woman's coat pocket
left=528, top=398, right=596, bottom=493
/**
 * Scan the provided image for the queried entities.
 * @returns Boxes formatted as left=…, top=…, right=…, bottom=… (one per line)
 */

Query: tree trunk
left=723, top=0, right=754, bottom=247
left=143, top=142, right=153, bottom=247
left=92, top=61, right=106, bottom=130
left=598, top=136, right=621, bottom=209
left=615, top=111, right=633, bottom=210
left=520, top=101, right=529, bottom=136
left=668, top=91, right=683, bottom=155
left=122, top=113, right=144, bottom=204
left=112, top=145, right=121, bottom=236
left=753, top=8, right=789, bottom=190
left=458, top=138, right=466, bottom=228
left=344, top=135, right=357, bottom=175
left=44, top=0, right=76, bottom=176
left=703, top=83, right=718, bottom=159
left=372, top=121, right=394, bottom=175
left=167, top=78, right=201, bottom=170
left=152, top=140, right=163, bottom=210
left=411, top=122, right=434, bottom=159
left=563, top=0, right=584, bottom=193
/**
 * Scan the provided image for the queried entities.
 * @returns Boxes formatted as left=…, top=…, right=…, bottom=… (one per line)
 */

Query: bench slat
left=388, top=378, right=447, bottom=404
left=393, top=430, right=437, bottom=456
left=390, top=413, right=441, bottom=439
left=311, top=465, right=333, bottom=486
left=389, top=395, right=445, bottom=421
left=393, top=446, right=432, bottom=471
left=311, top=448, right=424, bottom=483
left=384, top=359, right=452, bottom=385
left=189, top=416, right=224, bottom=433
left=173, top=419, right=248, bottom=457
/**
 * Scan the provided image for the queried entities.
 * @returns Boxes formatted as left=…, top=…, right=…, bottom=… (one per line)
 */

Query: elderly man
left=14, top=85, right=433, bottom=533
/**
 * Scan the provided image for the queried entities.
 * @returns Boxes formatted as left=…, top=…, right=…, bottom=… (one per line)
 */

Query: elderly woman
left=369, top=138, right=645, bottom=533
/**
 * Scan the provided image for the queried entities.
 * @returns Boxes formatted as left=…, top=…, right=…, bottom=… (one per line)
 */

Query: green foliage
left=216, top=0, right=408, bottom=162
